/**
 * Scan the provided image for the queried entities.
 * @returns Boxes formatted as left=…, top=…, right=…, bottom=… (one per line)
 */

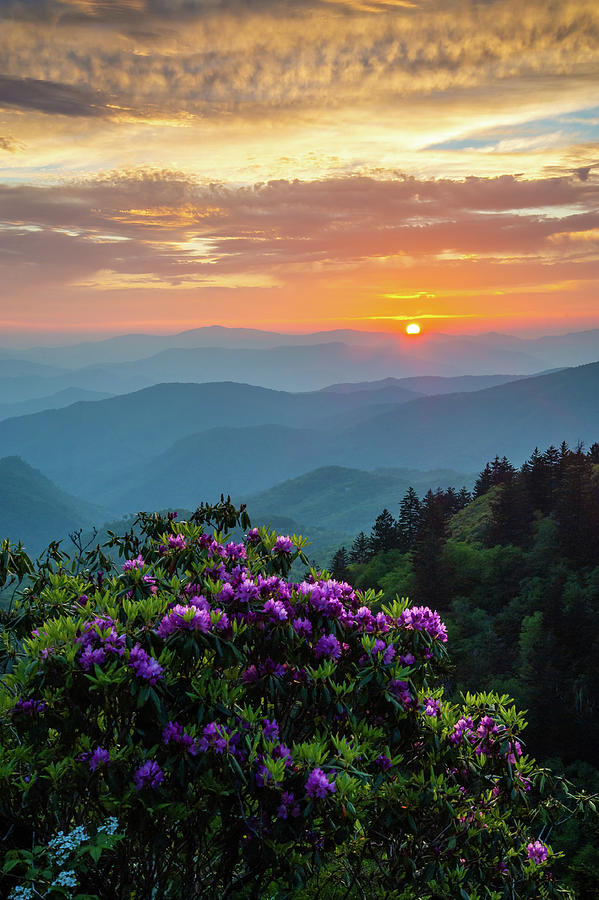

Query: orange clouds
left=1, top=170, right=598, bottom=333
left=1, top=0, right=599, bottom=336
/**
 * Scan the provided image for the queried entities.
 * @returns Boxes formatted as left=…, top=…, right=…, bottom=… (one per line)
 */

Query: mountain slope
left=340, top=362, right=599, bottom=470
left=107, top=424, right=329, bottom=512
left=0, top=456, right=106, bottom=554
left=244, top=465, right=476, bottom=534
left=0, top=388, right=113, bottom=422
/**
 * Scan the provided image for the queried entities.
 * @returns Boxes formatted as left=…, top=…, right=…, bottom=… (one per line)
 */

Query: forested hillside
left=332, top=441, right=599, bottom=894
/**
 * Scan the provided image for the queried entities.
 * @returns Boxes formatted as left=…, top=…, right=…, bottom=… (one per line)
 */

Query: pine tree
left=411, top=489, right=448, bottom=605
left=484, top=475, right=534, bottom=548
left=521, top=447, right=552, bottom=514
left=368, top=508, right=398, bottom=555
left=555, top=449, right=599, bottom=566
left=330, top=546, right=350, bottom=581
left=397, top=487, right=422, bottom=551
left=349, top=531, right=370, bottom=564
left=473, top=462, right=493, bottom=498
left=456, top=486, right=472, bottom=510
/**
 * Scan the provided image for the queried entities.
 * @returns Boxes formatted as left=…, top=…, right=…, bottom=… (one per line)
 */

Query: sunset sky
left=1, top=0, right=599, bottom=342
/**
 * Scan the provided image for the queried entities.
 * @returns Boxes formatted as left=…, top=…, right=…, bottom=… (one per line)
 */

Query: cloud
left=0, top=74, right=114, bottom=117
left=0, top=134, right=24, bottom=151
left=1, top=171, right=598, bottom=299
left=3, top=0, right=599, bottom=120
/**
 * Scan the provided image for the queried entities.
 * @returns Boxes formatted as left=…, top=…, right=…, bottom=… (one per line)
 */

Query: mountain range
left=0, top=360, right=598, bottom=517
left=1, top=325, right=598, bottom=400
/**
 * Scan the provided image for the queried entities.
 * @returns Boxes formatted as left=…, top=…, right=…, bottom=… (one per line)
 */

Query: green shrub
left=0, top=505, right=590, bottom=898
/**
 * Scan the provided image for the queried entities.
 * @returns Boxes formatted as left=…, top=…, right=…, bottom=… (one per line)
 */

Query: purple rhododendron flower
left=398, top=605, right=448, bottom=642
left=89, top=747, right=110, bottom=771
left=246, top=527, right=260, bottom=543
left=273, top=535, right=293, bottom=554
left=13, top=698, right=46, bottom=715
left=198, top=722, right=241, bottom=756
left=527, top=841, right=548, bottom=864
left=305, top=767, right=336, bottom=799
left=122, top=555, right=145, bottom=571
left=506, top=740, right=523, bottom=764
left=129, top=644, right=163, bottom=683
left=314, top=633, right=341, bottom=660
left=425, top=698, right=441, bottom=717
left=517, top=772, right=532, bottom=791
left=242, top=665, right=259, bottom=684
left=375, top=754, right=392, bottom=771
left=262, top=718, right=279, bottom=741
left=259, top=658, right=286, bottom=678
left=79, top=645, right=106, bottom=670
left=134, top=760, right=164, bottom=790
left=263, top=598, right=288, bottom=622
left=157, top=604, right=211, bottom=638
left=292, top=617, right=312, bottom=637
left=371, top=640, right=395, bottom=665
left=449, top=716, right=474, bottom=745
left=225, top=541, right=246, bottom=560
left=76, top=617, right=126, bottom=670
left=276, top=791, right=301, bottom=819
left=389, top=679, right=415, bottom=710
left=208, top=540, right=226, bottom=559
left=217, top=583, right=235, bottom=604
left=354, top=606, right=375, bottom=630
left=142, top=574, right=157, bottom=594
left=168, top=533, right=187, bottom=550
left=162, top=721, right=197, bottom=755
left=238, top=579, right=260, bottom=603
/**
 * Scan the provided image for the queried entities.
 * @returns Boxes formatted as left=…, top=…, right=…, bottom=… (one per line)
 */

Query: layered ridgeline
left=3, top=324, right=599, bottom=385
left=0, top=362, right=599, bottom=512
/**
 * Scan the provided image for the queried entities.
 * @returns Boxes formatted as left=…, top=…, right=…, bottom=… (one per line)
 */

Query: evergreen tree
left=456, top=486, right=472, bottom=510
left=368, top=508, right=398, bottom=555
left=484, top=475, right=534, bottom=548
left=555, top=449, right=599, bottom=566
left=589, top=441, right=599, bottom=464
left=521, top=447, right=552, bottom=514
left=349, top=531, right=370, bottom=564
left=475, top=456, right=516, bottom=499
left=412, top=489, right=448, bottom=605
left=397, top=487, right=422, bottom=551
left=473, top=462, right=493, bottom=498
left=330, top=546, right=350, bottom=581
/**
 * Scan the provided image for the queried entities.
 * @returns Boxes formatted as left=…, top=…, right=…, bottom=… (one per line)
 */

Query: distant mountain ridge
left=0, top=325, right=597, bottom=397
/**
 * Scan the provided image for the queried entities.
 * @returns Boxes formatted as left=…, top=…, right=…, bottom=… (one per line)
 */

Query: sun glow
left=406, top=323, right=421, bottom=334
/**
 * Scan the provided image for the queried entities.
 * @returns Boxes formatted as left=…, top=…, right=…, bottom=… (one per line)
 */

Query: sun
left=406, top=322, right=421, bottom=335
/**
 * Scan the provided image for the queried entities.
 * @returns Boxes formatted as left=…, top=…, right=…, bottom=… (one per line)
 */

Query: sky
left=1, top=0, right=599, bottom=342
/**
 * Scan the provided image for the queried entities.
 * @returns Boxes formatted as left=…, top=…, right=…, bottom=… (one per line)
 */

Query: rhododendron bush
left=0, top=504, right=585, bottom=898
